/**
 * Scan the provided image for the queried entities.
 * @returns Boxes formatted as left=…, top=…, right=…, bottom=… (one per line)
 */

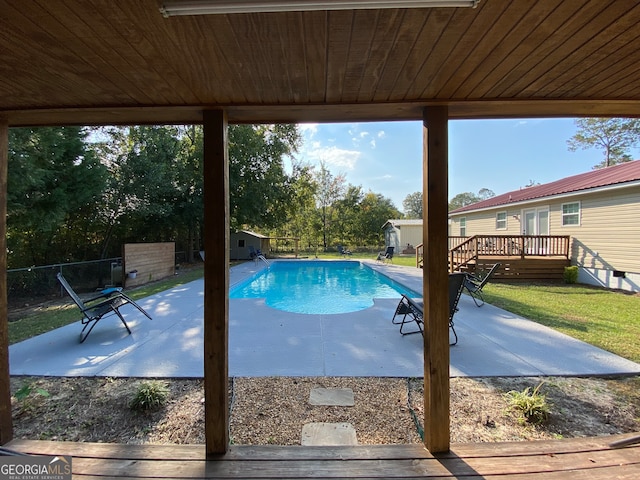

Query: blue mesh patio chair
left=57, top=273, right=151, bottom=343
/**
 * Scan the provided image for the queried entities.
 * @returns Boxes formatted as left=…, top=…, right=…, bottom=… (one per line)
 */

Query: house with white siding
left=448, top=160, right=640, bottom=292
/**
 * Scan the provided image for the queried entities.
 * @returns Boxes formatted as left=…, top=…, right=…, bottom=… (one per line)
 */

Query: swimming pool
left=229, top=260, right=419, bottom=314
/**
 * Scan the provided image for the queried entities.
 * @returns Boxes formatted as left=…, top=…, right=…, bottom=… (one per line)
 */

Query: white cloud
left=299, top=123, right=319, bottom=135
left=514, top=119, right=544, bottom=128
left=377, top=130, right=386, bottom=138
left=371, top=174, right=393, bottom=180
left=305, top=145, right=361, bottom=170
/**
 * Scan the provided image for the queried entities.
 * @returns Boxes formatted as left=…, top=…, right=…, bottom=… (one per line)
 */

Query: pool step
left=302, top=388, right=357, bottom=446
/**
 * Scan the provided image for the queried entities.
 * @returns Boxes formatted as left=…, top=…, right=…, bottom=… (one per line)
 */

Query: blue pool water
left=229, top=260, right=419, bottom=314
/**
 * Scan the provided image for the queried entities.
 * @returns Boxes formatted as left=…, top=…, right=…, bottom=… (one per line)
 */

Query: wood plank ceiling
left=1, top=0, right=640, bottom=126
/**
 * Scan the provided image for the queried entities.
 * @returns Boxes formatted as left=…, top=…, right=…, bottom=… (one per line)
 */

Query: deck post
left=0, top=118, right=11, bottom=444
left=422, top=106, right=450, bottom=453
left=203, top=110, right=230, bottom=455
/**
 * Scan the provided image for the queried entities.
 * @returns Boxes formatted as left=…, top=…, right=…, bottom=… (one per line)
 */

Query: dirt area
left=10, top=375, right=640, bottom=445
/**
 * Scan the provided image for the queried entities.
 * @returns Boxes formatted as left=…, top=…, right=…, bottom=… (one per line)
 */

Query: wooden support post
left=422, top=106, right=450, bottom=453
left=203, top=110, right=229, bottom=455
left=0, top=118, right=11, bottom=444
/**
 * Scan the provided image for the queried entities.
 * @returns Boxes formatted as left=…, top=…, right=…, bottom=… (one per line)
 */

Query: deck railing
left=416, top=235, right=570, bottom=271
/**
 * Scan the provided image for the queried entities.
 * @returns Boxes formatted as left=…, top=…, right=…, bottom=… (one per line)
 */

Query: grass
left=9, top=265, right=205, bottom=345
left=309, top=250, right=417, bottom=267
left=482, top=282, right=640, bottom=363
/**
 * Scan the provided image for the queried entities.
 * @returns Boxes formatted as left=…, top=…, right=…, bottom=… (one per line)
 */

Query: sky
left=293, top=118, right=640, bottom=214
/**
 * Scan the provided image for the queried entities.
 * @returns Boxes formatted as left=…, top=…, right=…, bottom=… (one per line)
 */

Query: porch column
left=422, top=106, right=450, bottom=453
left=0, top=118, right=11, bottom=444
left=203, top=110, right=229, bottom=455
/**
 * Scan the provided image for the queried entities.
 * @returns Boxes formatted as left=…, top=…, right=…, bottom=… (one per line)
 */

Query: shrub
left=504, top=382, right=551, bottom=425
left=563, top=266, right=579, bottom=284
left=13, top=382, right=50, bottom=416
left=130, top=380, right=169, bottom=411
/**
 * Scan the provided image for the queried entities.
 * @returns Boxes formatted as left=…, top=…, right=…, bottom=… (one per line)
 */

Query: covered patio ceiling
left=1, top=0, right=639, bottom=126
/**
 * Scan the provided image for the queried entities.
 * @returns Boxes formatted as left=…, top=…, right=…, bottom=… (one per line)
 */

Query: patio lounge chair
left=464, top=262, right=501, bottom=307
left=56, top=273, right=152, bottom=343
left=391, top=272, right=466, bottom=345
left=376, top=246, right=394, bottom=263
left=337, top=245, right=352, bottom=256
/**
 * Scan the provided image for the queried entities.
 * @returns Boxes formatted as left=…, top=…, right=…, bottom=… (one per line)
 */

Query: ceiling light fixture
left=160, top=0, right=480, bottom=17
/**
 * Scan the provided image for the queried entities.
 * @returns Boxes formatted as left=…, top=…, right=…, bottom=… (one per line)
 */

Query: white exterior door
left=523, top=209, right=536, bottom=235
left=522, top=208, right=549, bottom=235
left=522, top=207, right=549, bottom=254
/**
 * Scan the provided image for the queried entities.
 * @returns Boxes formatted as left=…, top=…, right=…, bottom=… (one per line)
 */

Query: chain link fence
left=8, top=251, right=189, bottom=310
left=8, top=258, right=122, bottom=309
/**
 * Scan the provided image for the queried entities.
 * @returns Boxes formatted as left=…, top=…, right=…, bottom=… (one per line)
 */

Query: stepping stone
left=309, top=388, right=354, bottom=406
left=301, top=422, right=358, bottom=446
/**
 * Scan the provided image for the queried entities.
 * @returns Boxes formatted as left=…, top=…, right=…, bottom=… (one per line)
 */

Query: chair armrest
left=85, top=287, right=123, bottom=303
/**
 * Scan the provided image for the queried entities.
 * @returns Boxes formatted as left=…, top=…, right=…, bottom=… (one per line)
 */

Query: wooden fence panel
left=123, top=242, right=175, bottom=288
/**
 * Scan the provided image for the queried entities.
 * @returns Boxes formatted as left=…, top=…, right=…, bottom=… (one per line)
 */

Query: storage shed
left=382, top=219, right=422, bottom=254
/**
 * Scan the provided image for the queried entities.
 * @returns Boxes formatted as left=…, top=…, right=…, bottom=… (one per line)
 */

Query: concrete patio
left=9, top=261, right=640, bottom=378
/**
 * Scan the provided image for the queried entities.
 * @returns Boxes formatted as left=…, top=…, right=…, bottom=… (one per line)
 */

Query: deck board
left=5, top=435, right=640, bottom=479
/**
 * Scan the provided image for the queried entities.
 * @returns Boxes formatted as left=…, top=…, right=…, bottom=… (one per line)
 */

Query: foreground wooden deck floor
left=6, top=435, right=640, bottom=479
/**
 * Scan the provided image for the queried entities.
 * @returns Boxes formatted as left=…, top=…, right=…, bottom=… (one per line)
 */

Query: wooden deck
left=5, top=434, right=640, bottom=479
left=472, top=256, right=571, bottom=282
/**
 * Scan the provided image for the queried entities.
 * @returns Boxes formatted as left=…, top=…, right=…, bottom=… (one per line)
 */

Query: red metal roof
left=450, top=160, right=640, bottom=214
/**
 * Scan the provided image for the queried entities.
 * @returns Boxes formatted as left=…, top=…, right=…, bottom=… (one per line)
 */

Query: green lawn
left=311, top=251, right=417, bottom=267
left=9, top=266, right=206, bottom=345
left=482, top=282, right=640, bottom=363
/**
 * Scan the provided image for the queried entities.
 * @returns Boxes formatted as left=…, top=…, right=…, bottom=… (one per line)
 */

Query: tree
left=314, top=162, right=347, bottom=250
left=478, top=188, right=495, bottom=200
left=228, top=124, right=301, bottom=231
left=7, top=127, right=108, bottom=266
left=356, top=192, right=401, bottom=246
left=280, top=160, right=318, bottom=251
left=567, top=118, right=640, bottom=168
left=448, top=188, right=495, bottom=211
left=334, top=184, right=364, bottom=245
left=92, top=126, right=185, bottom=255
left=173, top=125, right=205, bottom=262
left=402, top=191, right=422, bottom=219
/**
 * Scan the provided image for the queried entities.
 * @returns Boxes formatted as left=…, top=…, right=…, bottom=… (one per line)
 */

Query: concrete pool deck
left=9, top=260, right=640, bottom=378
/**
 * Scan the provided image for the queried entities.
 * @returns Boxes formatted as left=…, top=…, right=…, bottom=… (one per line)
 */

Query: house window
left=238, top=239, right=245, bottom=247
left=562, top=202, right=580, bottom=226
left=459, top=217, right=466, bottom=236
left=496, top=211, right=507, bottom=230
